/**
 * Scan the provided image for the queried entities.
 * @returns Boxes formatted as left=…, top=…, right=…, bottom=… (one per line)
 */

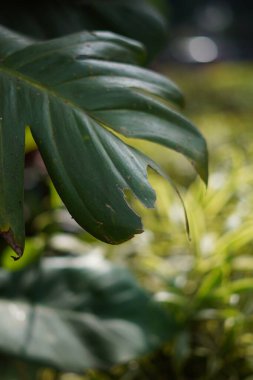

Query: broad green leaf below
left=0, top=27, right=208, bottom=256
left=0, top=255, right=177, bottom=371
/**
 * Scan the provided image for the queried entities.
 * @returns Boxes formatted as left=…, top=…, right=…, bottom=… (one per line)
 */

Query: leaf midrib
left=0, top=64, right=114, bottom=224
left=0, top=63, right=144, bottom=241
left=0, top=64, right=97, bottom=122
left=0, top=64, right=172, bottom=119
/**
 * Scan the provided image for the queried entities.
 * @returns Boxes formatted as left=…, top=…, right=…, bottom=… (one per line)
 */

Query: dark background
left=165, top=0, right=253, bottom=62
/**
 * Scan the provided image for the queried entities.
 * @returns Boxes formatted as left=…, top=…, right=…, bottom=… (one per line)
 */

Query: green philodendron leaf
left=0, top=0, right=169, bottom=61
left=0, top=26, right=208, bottom=257
left=0, top=255, right=177, bottom=371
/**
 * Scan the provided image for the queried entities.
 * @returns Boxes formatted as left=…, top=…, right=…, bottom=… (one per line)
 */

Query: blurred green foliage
left=93, top=63, right=253, bottom=380
left=1, top=63, right=253, bottom=379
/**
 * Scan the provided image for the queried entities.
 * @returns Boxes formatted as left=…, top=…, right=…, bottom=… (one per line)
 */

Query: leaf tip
left=0, top=229, right=24, bottom=260
left=200, top=154, right=209, bottom=187
left=194, top=138, right=209, bottom=186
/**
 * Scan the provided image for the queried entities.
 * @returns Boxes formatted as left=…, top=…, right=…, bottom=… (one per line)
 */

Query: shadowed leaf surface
left=0, top=0, right=169, bottom=61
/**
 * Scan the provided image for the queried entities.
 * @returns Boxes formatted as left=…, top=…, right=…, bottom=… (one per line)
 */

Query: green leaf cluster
left=0, top=23, right=207, bottom=257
